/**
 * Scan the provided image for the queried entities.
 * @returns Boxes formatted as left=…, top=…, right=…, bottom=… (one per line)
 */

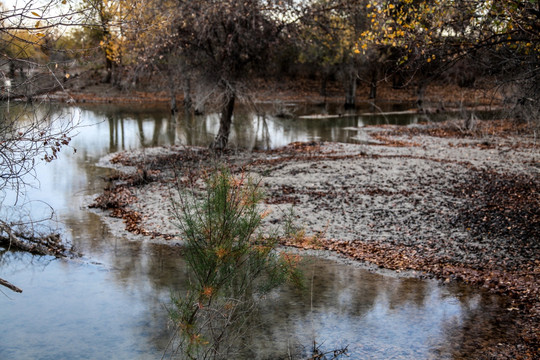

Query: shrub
left=168, top=169, right=302, bottom=359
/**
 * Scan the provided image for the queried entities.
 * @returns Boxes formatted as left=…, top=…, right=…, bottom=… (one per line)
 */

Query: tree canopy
left=1, top=0, right=538, bottom=147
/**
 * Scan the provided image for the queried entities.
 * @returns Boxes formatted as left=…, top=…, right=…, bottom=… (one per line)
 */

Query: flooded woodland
left=0, top=103, right=537, bottom=359
left=1, top=0, right=539, bottom=359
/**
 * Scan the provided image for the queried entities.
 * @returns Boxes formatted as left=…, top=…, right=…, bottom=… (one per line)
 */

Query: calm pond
left=0, top=103, right=515, bottom=359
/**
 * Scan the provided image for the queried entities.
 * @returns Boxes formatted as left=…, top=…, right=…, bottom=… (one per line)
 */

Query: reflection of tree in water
left=239, top=258, right=384, bottom=358
left=63, top=212, right=124, bottom=259
left=88, top=103, right=432, bottom=152
left=176, top=112, right=214, bottom=147
left=0, top=249, right=55, bottom=294
left=60, top=208, right=185, bottom=352
left=100, top=106, right=174, bottom=150
left=257, top=115, right=272, bottom=150
left=385, top=277, right=430, bottom=310
left=166, top=116, right=176, bottom=145
left=108, top=114, right=124, bottom=153
left=236, top=257, right=520, bottom=359
left=110, top=243, right=191, bottom=354
left=232, top=112, right=254, bottom=150
left=98, top=104, right=373, bottom=150
left=0, top=249, right=54, bottom=275
left=83, top=102, right=435, bottom=154
left=230, top=112, right=272, bottom=151
left=434, top=289, right=517, bottom=360
left=104, top=108, right=179, bottom=150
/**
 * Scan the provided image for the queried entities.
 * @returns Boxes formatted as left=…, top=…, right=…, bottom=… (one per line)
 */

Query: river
left=0, top=103, right=515, bottom=359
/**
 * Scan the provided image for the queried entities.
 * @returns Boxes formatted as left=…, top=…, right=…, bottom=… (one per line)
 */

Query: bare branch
left=0, top=277, right=22, bottom=293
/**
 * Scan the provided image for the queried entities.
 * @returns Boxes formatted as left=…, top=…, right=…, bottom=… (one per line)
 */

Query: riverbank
left=89, top=117, right=538, bottom=359
left=54, top=71, right=502, bottom=110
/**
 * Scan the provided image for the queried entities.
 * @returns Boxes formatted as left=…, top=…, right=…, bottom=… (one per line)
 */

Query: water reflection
left=0, top=248, right=171, bottom=360
left=243, top=259, right=514, bottom=359
left=0, top=245, right=515, bottom=360
left=0, top=101, right=445, bottom=230
left=0, top=103, right=513, bottom=359
left=75, top=102, right=432, bottom=152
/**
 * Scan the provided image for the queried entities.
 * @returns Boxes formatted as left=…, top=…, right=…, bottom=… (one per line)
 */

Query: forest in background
left=1, top=0, right=539, bottom=149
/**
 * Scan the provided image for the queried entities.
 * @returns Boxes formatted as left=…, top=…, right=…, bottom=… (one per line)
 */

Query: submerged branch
left=0, top=277, right=22, bottom=293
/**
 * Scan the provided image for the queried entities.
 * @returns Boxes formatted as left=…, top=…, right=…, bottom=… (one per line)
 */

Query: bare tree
left=169, top=0, right=296, bottom=151
left=0, top=1, right=80, bottom=292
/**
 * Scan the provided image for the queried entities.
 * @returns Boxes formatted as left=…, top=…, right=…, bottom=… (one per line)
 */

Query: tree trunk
left=416, top=80, right=427, bottom=112
left=99, top=3, right=113, bottom=85
left=170, top=94, right=178, bottom=116
left=182, top=76, right=192, bottom=111
left=320, top=74, right=327, bottom=98
left=344, top=70, right=357, bottom=109
left=103, top=56, right=113, bottom=84
left=9, top=61, right=15, bottom=79
left=392, top=71, right=402, bottom=89
left=369, top=69, right=378, bottom=100
left=210, top=91, right=236, bottom=152
left=167, top=69, right=178, bottom=115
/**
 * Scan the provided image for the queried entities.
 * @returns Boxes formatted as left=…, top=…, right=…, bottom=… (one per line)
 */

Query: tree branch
left=0, top=220, right=68, bottom=257
left=0, top=277, right=22, bottom=293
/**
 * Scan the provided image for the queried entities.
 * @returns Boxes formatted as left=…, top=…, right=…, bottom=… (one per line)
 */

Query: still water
left=0, top=103, right=514, bottom=359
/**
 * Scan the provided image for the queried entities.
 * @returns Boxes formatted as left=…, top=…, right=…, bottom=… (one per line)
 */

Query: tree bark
left=392, top=71, right=403, bottom=89
left=103, top=57, right=113, bottom=84
left=210, top=91, right=236, bottom=152
left=99, top=1, right=113, bottom=84
left=320, top=74, right=327, bottom=99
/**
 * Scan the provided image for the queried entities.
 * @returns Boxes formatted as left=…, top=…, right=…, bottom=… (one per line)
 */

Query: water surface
left=0, top=103, right=515, bottom=359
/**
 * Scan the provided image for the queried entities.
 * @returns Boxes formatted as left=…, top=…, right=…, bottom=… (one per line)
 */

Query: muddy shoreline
left=89, top=118, right=538, bottom=359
